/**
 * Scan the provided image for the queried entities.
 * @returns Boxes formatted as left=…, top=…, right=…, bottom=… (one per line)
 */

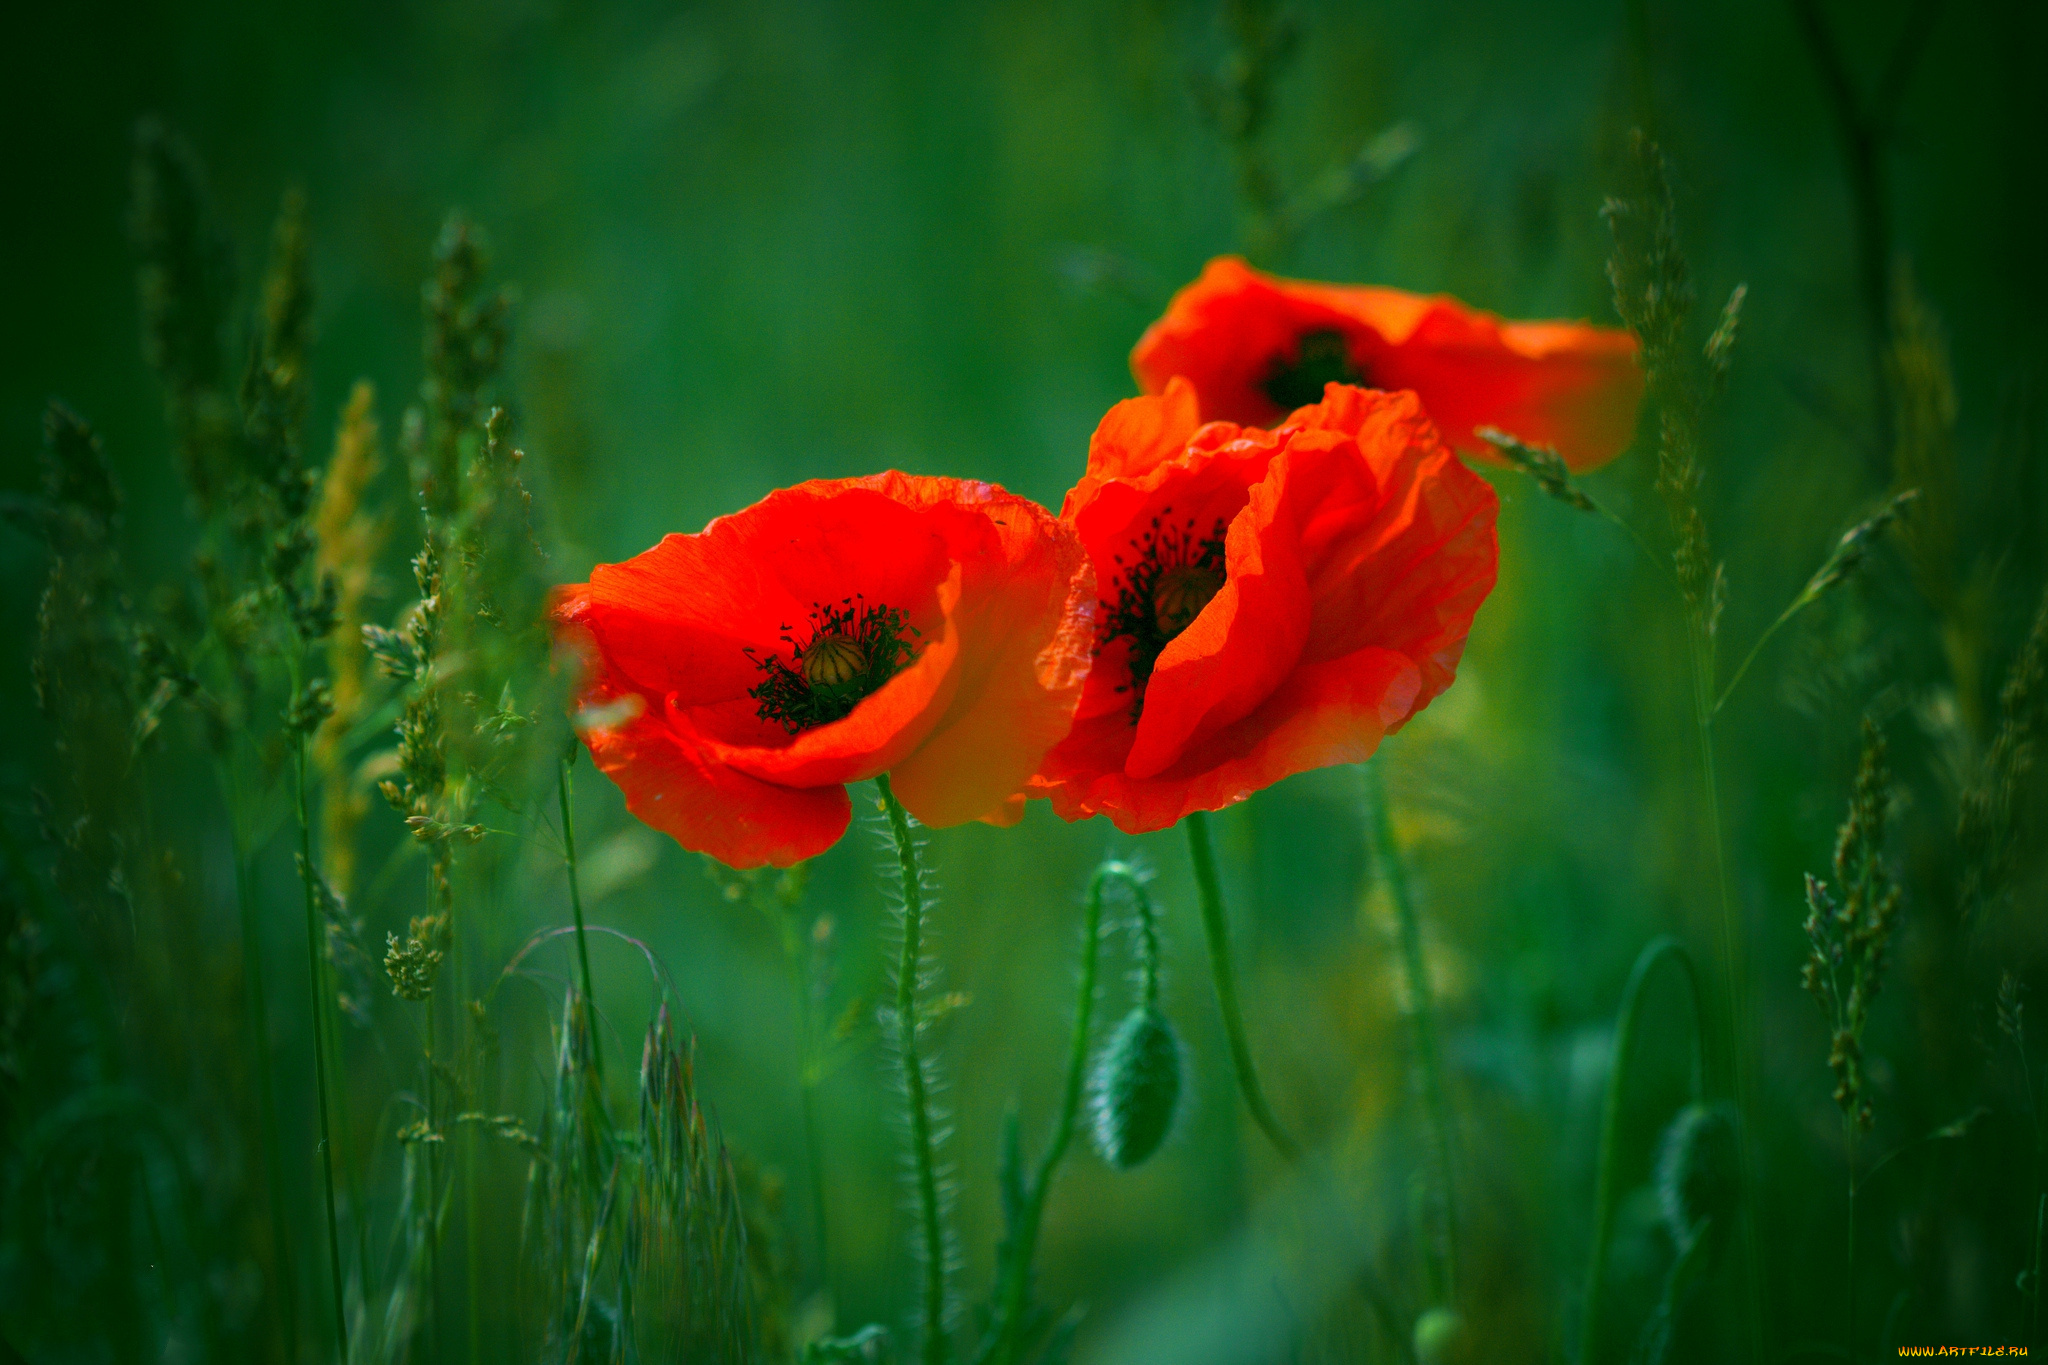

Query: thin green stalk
left=1713, top=598, right=1804, bottom=716
left=1580, top=936, right=1705, bottom=1365
left=466, top=1104, right=480, bottom=1365
left=1684, top=620, right=1767, bottom=1362
left=558, top=754, right=602, bottom=1081
left=877, top=773, right=949, bottom=1365
left=769, top=900, right=833, bottom=1300
left=424, top=978, right=441, bottom=1365
left=225, top=785, right=300, bottom=1362
left=1184, top=810, right=1300, bottom=1165
left=2028, top=1023, right=2045, bottom=1349
left=318, top=937, right=373, bottom=1316
left=1845, top=1122, right=1859, bottom=1350
left=796, top=1046, right=831, bottom=1294
left=2030, top=1193, right=2044, bottom=1349
left=988, top=861, right=1118, bottom=1362
left=294, top=738, right=350, bottom=1361
left=1362, top=762, right=1457, bottom=1305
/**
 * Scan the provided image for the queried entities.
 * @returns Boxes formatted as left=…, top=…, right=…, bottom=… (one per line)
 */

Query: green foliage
left=5, top=3, right=2048, bottom=1361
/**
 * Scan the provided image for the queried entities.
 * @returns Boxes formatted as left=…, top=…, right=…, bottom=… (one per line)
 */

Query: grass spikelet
left=524, top=985, right=618, bottom=1362
left=131, top=116, right=238, bottom=513
left=1801, top=718, right=1901, bottom=1131
left=312, top=381, right=387, bottom=896
left=1604, top=132, right=1728, bottom=632
left=1957, top=583, right=2048, bottom=925
left=625, top=1004, right=759, bottom=1363
left=417, top=213, right=511, bottom=519
left=1477, top=428, right=1596, bottom=513
left=1886, top=261, right=1960, bottom=609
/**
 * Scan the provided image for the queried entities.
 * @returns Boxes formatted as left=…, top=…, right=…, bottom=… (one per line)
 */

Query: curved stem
left=986, top=862, right=1117, bottom=1364
left=1714, top=598, right=1802, bottom=715
left=558, top=754, right=602, bottom=1081
left=1185, top=810, right=1301, bottom=1165
left=1363, top=762, right=1458, bottom=1305
left=1580, top=936, right=1705, bottom=1365
left=294, top=736, right=350, bottom=1360
left=878, top=774, right=949, bottom=1365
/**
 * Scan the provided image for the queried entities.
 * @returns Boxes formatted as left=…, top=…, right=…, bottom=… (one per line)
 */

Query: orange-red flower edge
left=553, top=474, right=1095, bottom=869
left=1027, top=379, right=1498, bottom=834
left=1131, top=255, right=1644, bottom=473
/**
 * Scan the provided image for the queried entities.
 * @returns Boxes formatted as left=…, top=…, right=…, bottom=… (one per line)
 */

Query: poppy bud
left=1089, top=1004, right=1183, bottom=1169
left=1655, top=1101, right=1741, bottom=1252
left=1412, top=1307, right=1471, bottom=1365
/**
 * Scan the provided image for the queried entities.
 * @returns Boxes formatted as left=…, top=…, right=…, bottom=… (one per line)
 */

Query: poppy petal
left=1131, top=255, right=1642, bottom=473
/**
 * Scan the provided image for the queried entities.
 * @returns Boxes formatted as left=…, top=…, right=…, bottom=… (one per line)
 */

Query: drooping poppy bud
left=1089, top=1004, right=1183, bottom=1170
left=1655, top=1102, right=1741, bottom=1253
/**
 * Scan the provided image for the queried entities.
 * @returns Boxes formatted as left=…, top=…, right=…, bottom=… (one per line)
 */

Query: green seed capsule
left=1655, top=1101, right=1741, bottom=1251
left=1089, top=1005, right=1183, bottom=1169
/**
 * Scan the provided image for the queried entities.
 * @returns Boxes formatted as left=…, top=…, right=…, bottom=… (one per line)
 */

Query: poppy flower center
left=747, top=595, right=921, bottom=734
left=1261, top=328, right=1363, bottom=412
left=1154, top=564, right=1223, bottom=636
left=802, top=633, right=868, bottom=692
left=1100, top=507, right=1229, bottom=716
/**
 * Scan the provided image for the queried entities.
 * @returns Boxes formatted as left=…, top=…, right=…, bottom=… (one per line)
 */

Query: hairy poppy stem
left=293, top=734, right=350, bottom=1360
left=1185, top=810, right=1300, bottom=1165
left=1362, top=762, right=1459, bottom=1305
left=988, top=860, right=1121, bottom=1363
left=1580, top=937, right=1705, bottom=1365
left=877, top=773, right=949, bottom=1365
left=558, top=751, right=603, bottom=1081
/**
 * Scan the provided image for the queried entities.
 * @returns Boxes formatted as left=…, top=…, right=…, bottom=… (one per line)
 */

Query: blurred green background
left=4, top=0, right=2046, bottom=1360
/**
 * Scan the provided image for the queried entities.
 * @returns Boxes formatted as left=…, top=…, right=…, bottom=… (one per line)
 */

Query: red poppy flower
left=1027, top=379, right=1498, bottom=834
left=553, top=474, right=1095, bottom=869
left=1131, top=256, right=1643, bottom=473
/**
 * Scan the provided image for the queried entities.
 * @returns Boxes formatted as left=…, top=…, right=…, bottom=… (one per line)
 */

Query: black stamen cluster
left=1260, top=327, right=1362, bottom=411
left=747, top=595, right=920, bottom=734
left=1101, top=507, right=1228, bottom=716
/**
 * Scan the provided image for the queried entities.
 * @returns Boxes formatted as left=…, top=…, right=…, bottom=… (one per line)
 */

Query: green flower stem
left=1185, top=810, right=1300, bottom=1165
left=768, top=890, right=833, bottom=1301
left=2030, top=1193, right=2045, bottom=1349
left=1686, top=618, right=1767, bottom=1362
left=293, top=735, right=349, bottom=1360
left=878, top=773, right=949, bottom=1365
left=221, top=766, right=300, bottom=1361
left=558, top=753, right=603, bottom=1081
left=319, top=938, right=374, bottom=1312
left=988, top=861, right=1119, bottom=1363
left=1363, top=761, right=1458, bottom=1305
left=424, top=971, right=441, bottom=1364
left=1846, top=1120, right=1860, bottom=1348
left=1580, top=936, right=1704, bottom=1365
